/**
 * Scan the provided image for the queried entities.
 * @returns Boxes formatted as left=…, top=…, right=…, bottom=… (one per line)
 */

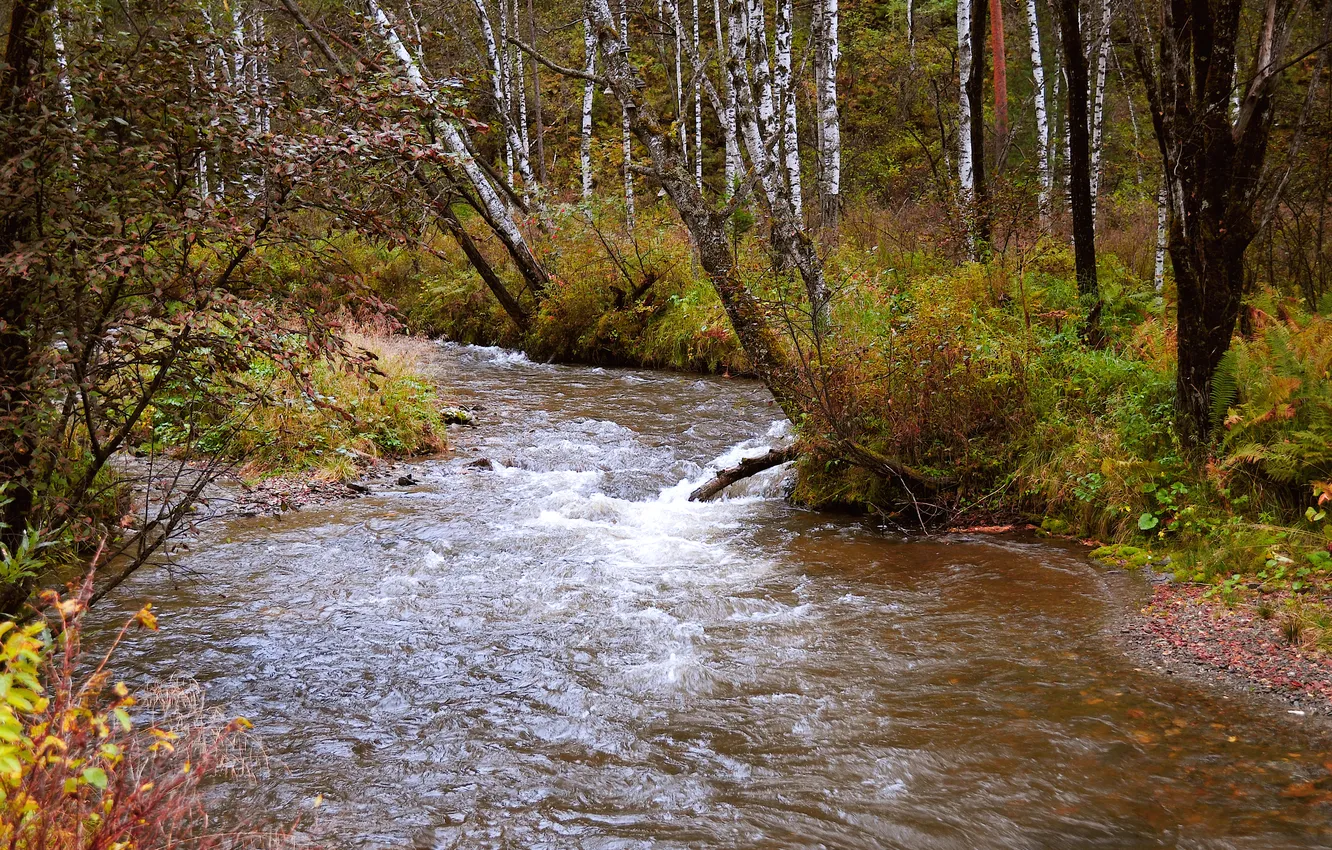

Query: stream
left=91, top=344, right=1332, bottom=848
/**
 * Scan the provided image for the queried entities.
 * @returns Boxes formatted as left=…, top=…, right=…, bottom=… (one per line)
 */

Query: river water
left=92, top=344, right=1332, bottom=848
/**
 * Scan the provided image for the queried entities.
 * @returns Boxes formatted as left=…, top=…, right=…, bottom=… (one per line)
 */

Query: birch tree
left=812, top=0, right=840, bottom=237
left=775, top=0, right=802, bottom=213
left=715, top=0, right=740, bottom=194
left=472, top=0, right=538, bottom=194
left=693, top=0, right=703, bottom=188
left=620, top=0, right=635, bottom=224
left=958, top=0, right=989, bottom=249
left=1089, top=0, right=1112, bottom=222
left=367, top=0, right=548, bottom=294
left=581, top=16, right=597, bottom=199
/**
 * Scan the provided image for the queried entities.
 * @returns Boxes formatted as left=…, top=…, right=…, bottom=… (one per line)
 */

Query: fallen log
left=688, top=445, right=798, bottom=502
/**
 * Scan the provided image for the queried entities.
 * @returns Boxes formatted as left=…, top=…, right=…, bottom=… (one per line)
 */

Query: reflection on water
left=90, top=344, right=1332, bottom=848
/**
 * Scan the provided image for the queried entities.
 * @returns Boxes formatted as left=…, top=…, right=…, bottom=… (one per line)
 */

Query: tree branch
left=506, top=36, right=609, bottom=86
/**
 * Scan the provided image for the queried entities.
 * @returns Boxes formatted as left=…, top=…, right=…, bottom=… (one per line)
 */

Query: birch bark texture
left=1089, top=0, right=1112, bottom=222
left=367, top=0, right=548, bottom=293
left=775, top=0, right=802, bottom=214
left=1024, top=0, right=1053, bottom=224
left=581, top=16, right=597, bottom=199
left=813, top=0, right=840, bottom=237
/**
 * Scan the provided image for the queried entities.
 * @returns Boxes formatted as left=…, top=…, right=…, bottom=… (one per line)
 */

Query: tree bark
left=581, top=15, right=597, bottom=199
left=989, top=0, right=1008, bottom=164
left=775, top=0, right=802, bottom=214
left=1132, top=0, right=1302, bottom=443
left=1089, top=0, right=1112, bottom=223
left=813, top=0, right=840, bottom=239
left=527, top=0, right=547, bottom=185
left=968, top=0, right=989, bottom=245
left=0, top=0, right=45, bottom=554
left=1024, top=0, right=1052, bottom=225
left=689, top=446, right=797, bottom=501
left=1052, top=0, right=1099, bottom=324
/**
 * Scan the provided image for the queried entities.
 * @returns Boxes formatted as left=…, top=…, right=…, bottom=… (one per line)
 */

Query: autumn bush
left=141, top=327, right=447, bottom=482
left=0, top=577, right=274, bottom=849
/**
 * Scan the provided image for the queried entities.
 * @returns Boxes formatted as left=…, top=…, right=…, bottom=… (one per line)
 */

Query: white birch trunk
left=473, top=0, right=537, bottom=193
left=1089, top=0, right=1112, bottom=223
left=728, top=0, right=780, bottom=207
left=52, top=2, right=76, bottom=122
left=512, top=0, right=531, bottom=193
left=582, top=16, right=597, bottom=200
left=368, top=0, right=537, bottom=275
left=907, top=0, right=915, bottom=63
left=748, top=0, right=777, bottom=139
left=957, top=0, right=974, bottom=203
left=1024, top=0, right=1052, bottom=225
left=693, top=0, right=703, bottom=187
left=498, top=0, right=515, bottom=179
left=775, top=0, right=802, bottom=214
left=672, top=0, right=688, bottom=161
left=1154, top=180, right=1167, bottom=291
left=814, top=0, right=840, bottom=231
left=621, top=1, right=635, bottom=225
left=715, top=0, right=740, bottom=194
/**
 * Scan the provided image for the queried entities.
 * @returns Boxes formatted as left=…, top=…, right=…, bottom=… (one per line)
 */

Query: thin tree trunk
left=473, top=0, right=538, bottom=194
left=813, top=0, right=841, bottom=239
left=674, top=0, right=688, bottom=162
left=1154, top=180, right=1167, bottom=291
left=694, top=0, right=703, bottom=188
left=527, top=0, right=547, bottom=184
left=716, top=0, right=740, bottom=194
left=1025, top=0, right=1052, bottom=226
left=958, top=0, right=975, bottom=205
left=990, top=0, right=1009, bottom=165
left=1051, top=0, right=1099, bottom=328
left=512, top=0, right=530, bottom=197
left=620, top=0, right=635, bottom=225
left=775, top=0, right=802, bottom=214
left=368, top=0, right=548, bottom=294
left=960, top=0, right=989, bottom=249
left=908, top=0, right=915, bottom=64
left=1089, top=0, right=1112, bottom=223
left=581, top=15, right=597, bottom=199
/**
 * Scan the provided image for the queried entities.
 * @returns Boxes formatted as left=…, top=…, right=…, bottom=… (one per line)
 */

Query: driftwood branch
left=689, top=445, right=798, bottom=502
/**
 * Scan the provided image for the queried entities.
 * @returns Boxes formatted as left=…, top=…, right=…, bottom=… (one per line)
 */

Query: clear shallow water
left=91, top=344, right=1332, bottom=848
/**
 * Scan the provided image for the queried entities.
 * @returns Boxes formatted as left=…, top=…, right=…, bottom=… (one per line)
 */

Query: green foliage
left=143, top=332, right=447, bottom=480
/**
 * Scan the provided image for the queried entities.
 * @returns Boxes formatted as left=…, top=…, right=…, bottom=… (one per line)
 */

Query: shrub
left=0, top=577, right=265, bottom=849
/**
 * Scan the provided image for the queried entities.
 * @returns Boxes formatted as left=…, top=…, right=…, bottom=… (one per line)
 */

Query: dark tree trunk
left=1052, top=0, right=1100, bottom=331
left=0, top=0, right=46, bottom=556
left=968, top=0, right=991, bottom=244
left=1171, top=238, right=1247, bottom=444
left=1133, top=0, right=1301, bottom=444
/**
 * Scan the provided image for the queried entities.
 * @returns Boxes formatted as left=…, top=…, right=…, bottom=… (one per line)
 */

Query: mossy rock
left=1038, top=516, right=1071, bottom=536
left=1089, top=544, right=1153, bottom=569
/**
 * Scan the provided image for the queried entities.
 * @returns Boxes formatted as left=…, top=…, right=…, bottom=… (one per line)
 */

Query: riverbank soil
left=1120, top=581, right=1332, bottom=716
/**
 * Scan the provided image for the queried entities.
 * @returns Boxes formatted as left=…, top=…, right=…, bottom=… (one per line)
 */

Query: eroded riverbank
left=90, top=345, right=1332, bottom=848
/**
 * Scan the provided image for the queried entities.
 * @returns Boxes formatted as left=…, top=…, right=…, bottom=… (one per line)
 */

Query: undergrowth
left=140, top=326, right=446, bottom=481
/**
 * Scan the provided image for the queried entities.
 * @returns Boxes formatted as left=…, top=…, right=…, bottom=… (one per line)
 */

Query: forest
left=4, top=0, right=1332, bottom=843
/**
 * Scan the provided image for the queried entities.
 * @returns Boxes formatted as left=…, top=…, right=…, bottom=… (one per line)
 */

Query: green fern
left=1210, top=348, right=1240, bottom=429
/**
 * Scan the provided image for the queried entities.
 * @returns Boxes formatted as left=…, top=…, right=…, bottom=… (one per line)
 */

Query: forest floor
left=1116, top=578, right=1332, bottom=717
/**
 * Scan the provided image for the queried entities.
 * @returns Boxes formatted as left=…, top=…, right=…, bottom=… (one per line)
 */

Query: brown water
left=92, top=344, right=1332, bottom=848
